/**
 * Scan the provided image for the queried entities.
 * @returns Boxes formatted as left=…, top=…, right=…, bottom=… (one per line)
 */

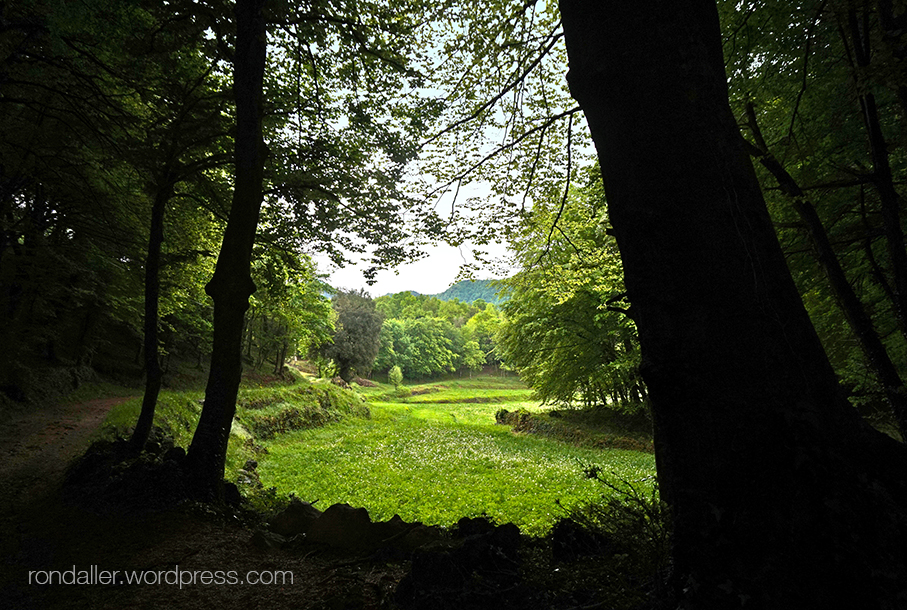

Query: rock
left=268, top=497, right=323, bottom=537
left=307, top=503, right=374, bottom=549
left=223, top=482, right=242, bottom=506
left=162, top=446, right=186, bottom=463
left=250, top=529, right=287, bottom=551
left=395, top=521, right=527, bottom=610
left=551, top=518, right=610, bottom=562
left=457, top=516, right=496, bottom=537
left=397, top=524, right=443, bottom=552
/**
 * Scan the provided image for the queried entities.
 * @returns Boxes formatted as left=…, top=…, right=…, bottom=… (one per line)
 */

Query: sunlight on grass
left=259, top=376, right=655, bottom=536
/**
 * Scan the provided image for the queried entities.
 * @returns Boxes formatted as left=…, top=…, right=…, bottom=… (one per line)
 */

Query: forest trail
left=0, top=396, right=131, bottom=516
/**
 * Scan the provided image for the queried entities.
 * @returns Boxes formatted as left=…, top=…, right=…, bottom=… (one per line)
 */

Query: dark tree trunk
left=274, top=339, right=287, bottom=376
left=130, top=183, right=171, bottom=451
left=185, top=0, right=267, bottom=501
left=337, top=361, right=353, bottom=384
left=558, top=1, right=907, bottom=607
left=844, top=8, right=907, bottom=341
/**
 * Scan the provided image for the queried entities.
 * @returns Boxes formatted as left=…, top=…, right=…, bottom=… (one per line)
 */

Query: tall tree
left=498, top=168, right=644, bottom=411
left=185, top=0, right=268, bottom=500
left=559, top=0, right=907, bottom=606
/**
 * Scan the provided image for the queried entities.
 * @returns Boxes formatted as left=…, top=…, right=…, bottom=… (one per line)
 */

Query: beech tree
left=558, top=0, right=907, bottom=606
left=498, top=168, right=644, bottom=411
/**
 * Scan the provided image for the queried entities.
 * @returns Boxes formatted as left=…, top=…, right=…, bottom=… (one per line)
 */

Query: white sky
left=322, top=241, right=511, bottom=297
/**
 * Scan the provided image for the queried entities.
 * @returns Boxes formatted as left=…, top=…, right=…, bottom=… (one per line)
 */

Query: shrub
left=389, top=365, right=403, bottom=389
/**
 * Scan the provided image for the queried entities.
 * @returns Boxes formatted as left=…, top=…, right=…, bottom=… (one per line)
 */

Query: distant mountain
left=430, top=279, right=506, bottom=305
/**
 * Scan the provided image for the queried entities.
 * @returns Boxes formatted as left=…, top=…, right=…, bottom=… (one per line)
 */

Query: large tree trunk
left=558, top=1, right=907, bottom=606
left=185, top=0, right=267, bottom=501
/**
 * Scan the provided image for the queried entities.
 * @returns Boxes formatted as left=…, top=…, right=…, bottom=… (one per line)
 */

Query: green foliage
left=246, top=250, right=334, bottom=373
left=498, top=167, right=646, bottom=412
left=389, top=365, right=403, bottom=389
left=100, top=375, right=369, bottom=482
left=317, top=289, right=384, bottom=382
left=463, top=305, right=503, bottom=365
left=373, top=291, right=504, bottom=378
left=408, top=1, right=585, bottom=254
left=718, top=0, right=907, bottom=415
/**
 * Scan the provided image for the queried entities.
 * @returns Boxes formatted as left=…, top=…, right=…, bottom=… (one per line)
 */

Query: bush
left=389, top=365, right=403, bottom=389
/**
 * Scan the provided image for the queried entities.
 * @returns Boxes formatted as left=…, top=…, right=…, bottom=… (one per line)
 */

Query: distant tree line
left=370, top=291, right=503, bottom=381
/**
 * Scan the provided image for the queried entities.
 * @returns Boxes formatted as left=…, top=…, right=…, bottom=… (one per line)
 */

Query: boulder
left=268, top=497, right=323, bottom=537
left=250, top=529, right=287, bottom=551
left=307, top=503, right=374, bottom=549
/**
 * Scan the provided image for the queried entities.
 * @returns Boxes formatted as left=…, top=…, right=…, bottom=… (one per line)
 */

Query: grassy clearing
left=259, top=376, right=656, bottom=536
left=96, top=373, right=656, bottom=535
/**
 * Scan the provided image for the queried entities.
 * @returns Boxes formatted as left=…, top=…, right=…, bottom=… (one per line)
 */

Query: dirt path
left=0, top=396, right=131, bottom=515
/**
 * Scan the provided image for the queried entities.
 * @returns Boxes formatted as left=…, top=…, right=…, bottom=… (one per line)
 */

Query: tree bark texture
left=186, top=0, right=267, bottom=501
left=558, top=1, right=907, bottom=607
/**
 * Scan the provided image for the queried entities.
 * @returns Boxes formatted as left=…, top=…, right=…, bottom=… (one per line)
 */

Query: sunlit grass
left=259, top=376, right=655, bottom=536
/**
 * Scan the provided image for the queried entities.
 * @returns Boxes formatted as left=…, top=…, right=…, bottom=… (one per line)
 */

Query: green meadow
left=257, top=376, right=656, bottom=536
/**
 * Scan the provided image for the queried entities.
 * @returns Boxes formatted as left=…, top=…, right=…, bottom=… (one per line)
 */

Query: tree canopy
left=498, top=167, right=644, bottom=411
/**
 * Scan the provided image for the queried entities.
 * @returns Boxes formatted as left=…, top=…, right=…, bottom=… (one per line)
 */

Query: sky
left=322, top=241, right=511, bottom=297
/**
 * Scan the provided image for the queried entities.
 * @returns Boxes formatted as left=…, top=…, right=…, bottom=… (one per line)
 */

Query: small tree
left=388, top=365, right=403, bottom=389
left=461, top=340, right=485, bottom=377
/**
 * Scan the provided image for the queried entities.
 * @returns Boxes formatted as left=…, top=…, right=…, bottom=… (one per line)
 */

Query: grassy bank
left=97, top=371, right=369, bottom=481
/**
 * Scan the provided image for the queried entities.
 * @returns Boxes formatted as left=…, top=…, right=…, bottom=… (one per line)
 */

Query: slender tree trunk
left=185, top=0, right=267, bottom=501
left=274, top=339, right=287, bottom=376
left=558, top=1, right=907, bottom=606
left=744, top=103, right=907, bottom=438
left=130, top=183, right=172, bottom=451
left=844, top=8, right=907, bottom=340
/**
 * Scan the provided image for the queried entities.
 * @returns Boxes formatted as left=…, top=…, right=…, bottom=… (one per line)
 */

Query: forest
left=3, top=0, right=907, bottom=607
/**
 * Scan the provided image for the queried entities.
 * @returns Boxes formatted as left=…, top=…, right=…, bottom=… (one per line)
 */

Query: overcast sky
left=322, top=241, right=510, bottom=297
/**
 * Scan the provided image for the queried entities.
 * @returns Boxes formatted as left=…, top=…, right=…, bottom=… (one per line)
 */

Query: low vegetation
left=256, top=376, right=656, bottom=536
left=95, top=373, right=656, bottom=539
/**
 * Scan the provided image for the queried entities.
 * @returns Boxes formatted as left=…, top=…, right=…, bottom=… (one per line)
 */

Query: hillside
left=430, top=279, right=506, bottom=304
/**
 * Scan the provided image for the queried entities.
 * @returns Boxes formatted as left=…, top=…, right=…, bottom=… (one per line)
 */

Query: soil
left=0, top=396, right=127, bottom=514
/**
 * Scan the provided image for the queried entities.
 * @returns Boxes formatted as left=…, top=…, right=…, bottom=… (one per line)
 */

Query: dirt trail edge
left=0, top=396, right=130, bottom=515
